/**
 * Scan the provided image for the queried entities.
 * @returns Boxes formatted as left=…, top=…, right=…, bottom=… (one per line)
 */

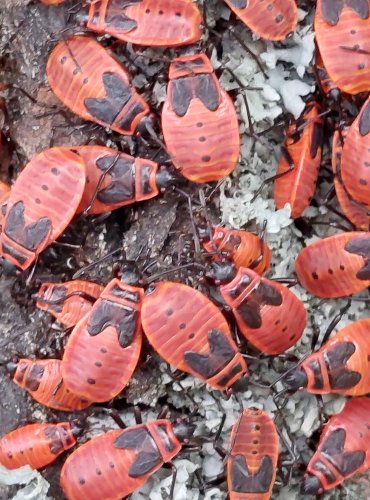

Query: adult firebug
left=228, top=408, right=279, bottom=500
left=340, top=96, right=370, bottom=207
left=285, top=319, right=370, bottom=396
left=295, top=232, right=370, bottom=298
left=209, top=263, right=306, bottom=355
left=61, top=270, right=143, bottom=402
left=223, top=0, right=297, bottom=41
left=60, top=418, right=194, bottom=500
left=141, top=281, right=248, bottom=391
left=274, top=101, right=323, bottom=219
left=315, top=0, right=370, bottom=94
left=0, top=148, right=85, bottom=271
left=73, top=145, right=179, bottom=215
left=7, top=358, right=91, bottom=411
left=37, top=279, right=104, bottom=328
left=81, top=0, right=202, bottom=47
left=161, top=54, right=240, bottom=183
left=47, top=36, right=150, bottom=135
left=0, top=422, right=80, bottom=470
left=332, top=130, right=370, bottom=231
left=198, top=225, right=272, bottom=275
left=302, top=397, right=370, bottom=494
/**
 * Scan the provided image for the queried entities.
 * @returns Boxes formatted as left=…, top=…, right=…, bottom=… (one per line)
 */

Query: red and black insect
left=228, top=408, right=279, bottom=500
left=295, top=232, right=370, bottom=298
left=285, top=319, right=370, bottom=396
left=73, top=145, right=179, bottom=215
left=332, top=129, right=370, bottom=230
left=315, top=0, right=370, bottom=94
left=223, top=0, right=297, bottom=41
left=302, top=397, right=370, bottom=494
left=161, top=53, right=240, bottom=183
left=37, top=279, right=104, bottom=328
left=141, top=280, right=248, bottom=392
left=0, top=422, right=81, bottom=470
left=61, top=268, right=143, bottom=402
left=198, top=224, right=272, bottom=275
left=47, top=36, right=150, bottom=136
left=208, top=263, right=306, bottom=355
left=274, top=101, right=323, bottom=219
left=80, top=0, right=203, bottom=47
left=60, top=417, right=194, bottom=500
left=7, top=358, right=92, bottom=411
left=0, top=147, right=85, bottom=271
left=340, top=95, right=370, bottom=207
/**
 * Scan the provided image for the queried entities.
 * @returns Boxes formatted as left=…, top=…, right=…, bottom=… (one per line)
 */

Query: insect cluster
left=1, top=0, right=370, bottom=499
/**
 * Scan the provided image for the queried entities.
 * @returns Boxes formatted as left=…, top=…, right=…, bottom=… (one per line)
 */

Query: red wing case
left=47, top=36, right=150, bottom=135
left=162, top=54, right=240, bottom=183
left=224, top=0, right=297, bottom=41
left=86, top=0, right=202, bottom=47
left=0, top=148, right=85, bottom=270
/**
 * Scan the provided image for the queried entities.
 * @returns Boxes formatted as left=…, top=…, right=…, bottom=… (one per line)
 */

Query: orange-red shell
left=332, top=130, right=370, bottom=230
left=219, top=267, right=306, bottom=354
left=315, top=0, right=370, bottom=94
left=62, top=278, right=143, bottom=402
left=227, top=408, right=279, bottom=500
left=162, top=54, right=240, bottom=183
left=274, top=102, right=323, bottom=219
left=74, top=145, right=161, bottom=215
left=10, top=358, right=91, bottom=411
left=0, top=423, right=77, bottom=470
left=341, top=96, right=370, bottom=207
left=223, top=0, right=297, bottom=41
left=304, top=397, right=370, bottom=493
left=86, top=0, right=202, bottom=47
left=47, top=36, right=150, bottom=135
left=0, top=148, right=85, bottom=270
left=291, top=319, right=370, bottom=396
left=37, top=279, right=104, bottom=327
left=61, top=420, right=182, bottom=500
left=202, top=226, right=271, bottom=275
left=141, top=281, right=248, bottom=391
left=295, top=232, right=370, bottom=298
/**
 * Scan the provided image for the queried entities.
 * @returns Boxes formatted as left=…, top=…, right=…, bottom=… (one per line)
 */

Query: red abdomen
left=293, top=319, right=370, bottom=396
left=86, top=0, right=202, bottom=47
left=303, top=397, right=370, bottom=493
left=0, top=423, right=77, bottom=470
left=61, top=420, right=181, bottom=500
left=315, top=0, right=370, bottom=94
left=0, top=148, right=85, bottom=270
left=10, top=358, right=91, bottom=411
left=74, top=145, right=160, bottom=215
left=37, top=279, right=104, bottom=327
left=341, top=96, right=370, bottom=207
left=62, top=278, right=143, bottom=402
left=223, top=0, right=297, bottom=41
left=295, top=232, right=370, bottom=298
left=47, top=36, right=150, bottom=135
left=228, top=408, right=279, bottom=500
left=202, top=226, right=271, bottom=275
left=162, top=54, right=240, bottom=183
left=141, top=281, right=248, bottom=391
left=274, top=102, right=323, bottom=219
left=332, top=130, right=370, bottom=231
left=219, top=267, right=306, bottom=354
